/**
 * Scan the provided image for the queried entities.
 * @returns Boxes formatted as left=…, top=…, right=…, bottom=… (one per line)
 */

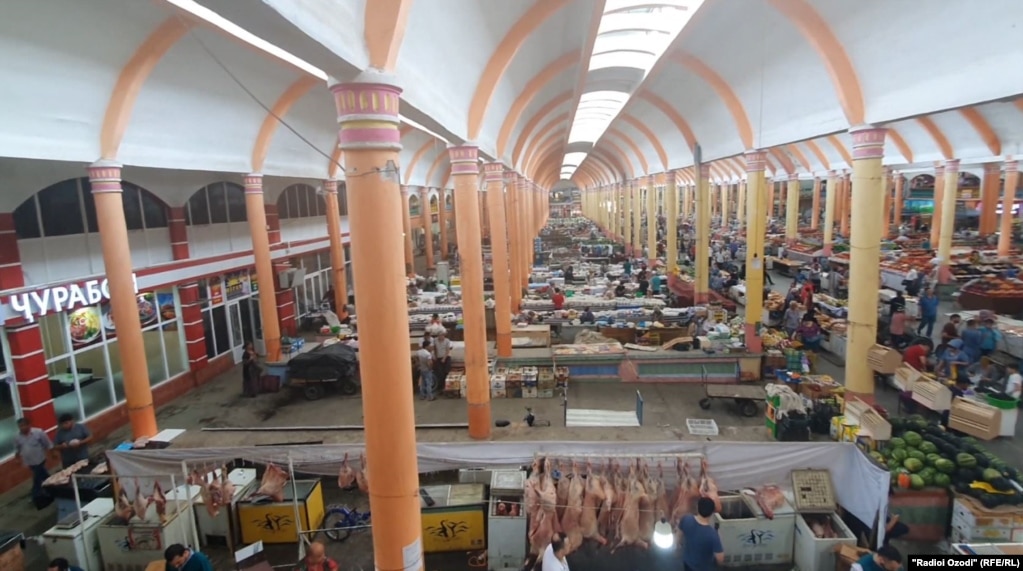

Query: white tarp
left=105, top=440, right=888, bottom=530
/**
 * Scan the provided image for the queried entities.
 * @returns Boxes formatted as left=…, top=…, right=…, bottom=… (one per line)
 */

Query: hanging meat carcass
left=256, top=463, right=289, bottom=502
left=554, top=460, right=570, bottom=522
left=355, top=454, right=370, bottom=494
left=637, top=461, right=655, bottom=543
left=698, top=458, right=722, bottom=514
left=610, top=461, right=629, bottom=543
left=611, top=464, right=648, bottom=552
left=577, top=461, right=607, bottom=549
left=559, top=461, right=584, bottom=545
left=206, top=470, right=225, bottom=517
left=151, top=481, right=168, bottom=524
left=670, top=459, right=696, bottom=528
left=115, top=487, right=133, bottom=521
left=528, top=459, right=560, bottom=559
left=220, top=466, right=237, bottom=504
left=133, top=479, right=149, bottom=521
left=524, top=458, right=541, bottom=518
left=597, top=459, right=616, bottom=540
left=653, top=462, right=670, bottom=524
left=337, top=453, right=357, bottom=489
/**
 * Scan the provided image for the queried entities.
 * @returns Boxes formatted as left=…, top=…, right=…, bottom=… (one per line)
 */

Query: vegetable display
left=871, top=415, right=1022, bottom=508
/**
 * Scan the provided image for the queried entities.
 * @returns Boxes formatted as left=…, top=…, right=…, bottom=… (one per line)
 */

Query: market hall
left=1, top=0, right=1022, bottom=569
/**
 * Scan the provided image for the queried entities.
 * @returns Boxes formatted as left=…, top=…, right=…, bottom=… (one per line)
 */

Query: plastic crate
left=686, top=418, right=720, bottom=436
left=791, top=469, right=837, bottom=513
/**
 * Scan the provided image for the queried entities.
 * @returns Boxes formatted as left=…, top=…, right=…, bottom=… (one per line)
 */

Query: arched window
left=185, top=182, right=247, bottom=225
left=408, top=194, right=421, bottom=217
left=277, top=184, right=327, bottom=219
left=13, top=177, right=168, bottom=239
left=445, top=194, right=453, bottom=211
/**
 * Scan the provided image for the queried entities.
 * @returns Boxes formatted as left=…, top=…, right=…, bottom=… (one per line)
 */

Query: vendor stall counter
left=510, top=324, right=551, bottom=348
left=196, top=468, right=259, bottom=546
left=97, top=497, right=194, bottom=571
left=488, top=470, right=527, bottom=571
left=714, top=492, right=795, bottom=567
left=43, top=497, right=114, bottom=571
left=420, top=484, right=487, bottom=553
left=791, top=470, right=856, bottom=571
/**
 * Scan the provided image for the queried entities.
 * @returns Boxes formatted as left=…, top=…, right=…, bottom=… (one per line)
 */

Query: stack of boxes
left=443, top=366, right=570, bottom=399
left=951, top=494, right=1023, bottom=544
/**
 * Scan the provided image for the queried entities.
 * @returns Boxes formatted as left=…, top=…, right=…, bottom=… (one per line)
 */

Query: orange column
left=400, top=186, right=415, bottom=276
left=810, top=177, right=821, bottom=230
left=243, top=174, right=283, bottom=362
left=507, top=175, right=523, bottom=312
left=931, top=164, right=946, bottom=247
left=419, top=187, right=435, bottom=270
left=839, top=173, right=851, bottom=237
left=438, top=189, right=449, bottom=261
left=893, top=173, right=904, bottom=230
left=998, top=161, right=1019, bottom=257
left=88, top=162, right=157, bottom=439
left=324, top=179, right=348, bottom=311
left=981, top=163, right=1000, bottom=237
left=450, top=146, right=492, bottom=438
left=329, top=76, right=422, bottom=571
left=882, top=169, right=893, bottom=239
left=486, top=165, right=513, bottom=357
left=767, top=180, right=775, bottom=219
left=518, top=177, right=531, bottom=287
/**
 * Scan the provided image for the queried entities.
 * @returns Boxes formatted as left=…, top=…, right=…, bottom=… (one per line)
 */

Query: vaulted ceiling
left=1, top=0, right=1022, bottom=208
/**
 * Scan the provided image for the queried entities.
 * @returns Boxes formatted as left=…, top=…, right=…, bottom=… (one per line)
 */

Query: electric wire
left=171, top=11, right=345, bottom=174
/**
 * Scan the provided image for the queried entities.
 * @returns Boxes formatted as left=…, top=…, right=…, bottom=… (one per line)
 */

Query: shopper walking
left=241, top=341, right=262, bottom=397
left=15, top=417, right=52, bottom=503
left=432, top=330, right=452, bottom=394
left=416, top=341, right=436, bottom=401
left=916, top=290, right=939, bottom=338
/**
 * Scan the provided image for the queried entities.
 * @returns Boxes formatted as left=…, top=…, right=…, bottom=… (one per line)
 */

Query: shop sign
left=210, top=277, right=224, bottom=305
left=250, top=272, right=259, bottom=294
left=225, top=271, right=251, bottom=300
left=7, top=274, right=139, bottom=323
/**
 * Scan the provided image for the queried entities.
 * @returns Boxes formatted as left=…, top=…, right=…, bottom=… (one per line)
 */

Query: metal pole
left=71, top=473, right=84, bottom=522
left=179, top=462, right=200, bottom=550
left=287, top=455, right=306, bottom=561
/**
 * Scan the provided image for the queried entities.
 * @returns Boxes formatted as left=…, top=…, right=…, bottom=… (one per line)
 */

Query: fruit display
left=961, top=276, right=1023, bottom=297
left=869, top=416, right=1022, bottom=507
left=816, top=314, right=847, bottom=334
left=764, top=291, right=786, bottom=312
left=951, top=264, right=1018, bottom=281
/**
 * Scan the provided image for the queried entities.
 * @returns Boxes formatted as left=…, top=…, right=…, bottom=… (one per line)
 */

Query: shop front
left=194, top=269, right=263, bottom=364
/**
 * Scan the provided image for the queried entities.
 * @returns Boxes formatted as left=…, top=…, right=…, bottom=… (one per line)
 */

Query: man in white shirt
left=1004, top=362, right=1022, bottom=400
left=541, top=537, right=569, bottom=571
left=432, top=331, right=453, bottom=394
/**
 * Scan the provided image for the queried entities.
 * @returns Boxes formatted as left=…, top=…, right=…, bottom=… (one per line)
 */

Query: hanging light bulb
left=653, top=518, right=674, bottom=549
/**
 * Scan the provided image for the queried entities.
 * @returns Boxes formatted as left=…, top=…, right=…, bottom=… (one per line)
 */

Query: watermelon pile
left=870, top=415, right=1022, bottom=508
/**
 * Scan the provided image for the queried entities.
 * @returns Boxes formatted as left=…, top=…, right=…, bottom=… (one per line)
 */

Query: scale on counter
left=54, top=510, right=87, bottom=530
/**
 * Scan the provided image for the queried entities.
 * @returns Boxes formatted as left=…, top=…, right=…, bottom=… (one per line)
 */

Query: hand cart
left=698, top=383, right=767, bottom=417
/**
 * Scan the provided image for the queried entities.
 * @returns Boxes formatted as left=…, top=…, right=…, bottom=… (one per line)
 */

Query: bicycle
left=322, top=504, right=371, bottom=542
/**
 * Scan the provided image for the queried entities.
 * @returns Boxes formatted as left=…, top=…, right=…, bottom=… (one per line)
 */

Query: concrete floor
left=3, top=267, right=1021, bottom=570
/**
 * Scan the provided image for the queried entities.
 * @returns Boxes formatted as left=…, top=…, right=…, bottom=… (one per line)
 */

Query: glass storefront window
left=0, top=333, right=18, bottom=458
left=73, top=344, right=115, bottom=418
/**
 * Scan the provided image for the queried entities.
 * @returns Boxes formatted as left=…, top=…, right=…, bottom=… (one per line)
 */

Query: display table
left=510, top=324, right=551, bottom=348
left=769, top=257, right=804, bottom=276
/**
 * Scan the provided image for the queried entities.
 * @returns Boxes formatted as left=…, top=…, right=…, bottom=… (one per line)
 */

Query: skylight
left=560, top=0, right=704, bottom=181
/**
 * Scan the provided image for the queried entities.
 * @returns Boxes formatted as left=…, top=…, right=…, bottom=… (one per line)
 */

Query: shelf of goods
left=713, top=491, right=795, bottom=567
left=97, top=496, right=194, bottom=570
left=420, top=484, right=487, bottom=553
left=790, top=470, right=857, bottom=571
left=43, top=497, right=114, bottom=571
left=959, top=277, right=1023, bottom=314
left=488, top=470, right=528, bottom=571
left=238, top=480, right=325, bottom=545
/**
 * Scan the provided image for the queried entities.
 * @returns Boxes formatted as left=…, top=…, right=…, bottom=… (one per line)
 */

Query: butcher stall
left=102, top=440, right=890, bottom=571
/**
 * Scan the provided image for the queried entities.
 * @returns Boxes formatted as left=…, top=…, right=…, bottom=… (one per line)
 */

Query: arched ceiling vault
left=4, top=0, right=1023, bottom=199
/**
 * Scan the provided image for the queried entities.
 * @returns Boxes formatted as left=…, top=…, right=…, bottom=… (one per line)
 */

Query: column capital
left=400, top=185, right=411, bottom=197
left=944, top=159, right=961, bottom=173
left=654, top=172, right=667, bottom=185
left=88, top=160, right=123, bottom=193
left=788, top=172, right=799, bottom=182
left=329, top=72, right=403, bottom=152
left=448, top=144, right=479, bottom=176
left=483, top=162, right=504, bottom=183
left=983, top=162, right=1002, bottom=174
left=244, top=173, right=264, bottom=194
left=323, top=179, right=338, bottom=193
left=934, top=163, right=946, bottom=174
left=849, top=125, right=887, bottom=161
left=743, top=150, right=767, bottom=173
left=698, top=164, right=710, bottom=179
left=1005, top=160, right=1018, bottom=173
left=417, top=185, right=430, bottom=197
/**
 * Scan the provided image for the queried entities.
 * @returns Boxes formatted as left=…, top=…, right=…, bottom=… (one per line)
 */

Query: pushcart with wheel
left=287, top=342, right=360, bottom=400
left=698, top=383, right=766, bottom=417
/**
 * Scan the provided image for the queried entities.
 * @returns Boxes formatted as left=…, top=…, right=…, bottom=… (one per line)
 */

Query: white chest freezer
left=195, top=468, right=258, bottom=545
left=488, top=470, right=527, bottom=571
left=43, top=497, right=115, bottom=571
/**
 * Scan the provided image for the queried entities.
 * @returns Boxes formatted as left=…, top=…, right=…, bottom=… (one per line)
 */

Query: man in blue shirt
left=679, top=497, right=724, bottom=571
left=916, top=289, right=940, bottom=338
left=852, top=544, right=902, bottom=571
left=164, top=544, right=214, bottom=571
